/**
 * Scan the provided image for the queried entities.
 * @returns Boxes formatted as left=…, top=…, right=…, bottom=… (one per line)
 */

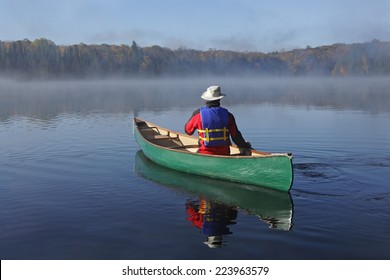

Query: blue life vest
left=199, top=107, right=229, bottom=147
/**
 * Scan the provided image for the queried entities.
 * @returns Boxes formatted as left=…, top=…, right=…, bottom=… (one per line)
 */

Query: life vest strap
left=198, top=127, right=229, bottom=142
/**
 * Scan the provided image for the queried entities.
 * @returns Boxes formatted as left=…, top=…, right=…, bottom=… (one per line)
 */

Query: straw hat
left=201, top=86, right=226, bottom=101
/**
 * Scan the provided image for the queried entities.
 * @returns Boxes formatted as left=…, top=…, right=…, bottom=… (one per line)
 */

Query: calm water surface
left=0, top=78, right=389, bottom=259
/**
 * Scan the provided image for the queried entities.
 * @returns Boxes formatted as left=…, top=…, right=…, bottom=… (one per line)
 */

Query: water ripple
left=294, top=162, right=342, bottom=182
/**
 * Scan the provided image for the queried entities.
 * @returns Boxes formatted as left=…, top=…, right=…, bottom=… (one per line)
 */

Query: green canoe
left=134, top=118, right=294, bottom=192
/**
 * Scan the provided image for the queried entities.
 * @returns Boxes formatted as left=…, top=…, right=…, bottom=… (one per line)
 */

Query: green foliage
left=0, top=39, right=390, bottom=79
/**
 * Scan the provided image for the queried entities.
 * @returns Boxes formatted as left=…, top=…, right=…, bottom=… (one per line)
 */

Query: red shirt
left=185, top=107, right=246, bottom=155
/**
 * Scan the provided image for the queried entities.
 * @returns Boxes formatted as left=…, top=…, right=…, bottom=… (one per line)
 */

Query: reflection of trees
left=0, top=79, right=196, bottom=121
left=1, top=78, right=389, bottom=121
left=224, top=77, right=390, bottom=113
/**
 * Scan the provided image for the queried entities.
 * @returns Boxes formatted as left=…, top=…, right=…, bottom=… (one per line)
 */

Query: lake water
left=0, top=77, right=389, bottom=260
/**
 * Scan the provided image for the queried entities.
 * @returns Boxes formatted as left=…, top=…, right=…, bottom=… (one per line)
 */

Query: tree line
left=0, top=38, right=389, bottom=79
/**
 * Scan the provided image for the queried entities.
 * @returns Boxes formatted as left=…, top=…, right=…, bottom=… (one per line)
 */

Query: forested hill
left=1, top=38, right=390, bottom=79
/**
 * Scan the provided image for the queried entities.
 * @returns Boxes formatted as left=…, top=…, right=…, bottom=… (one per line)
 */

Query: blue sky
left=1, top=0, right=390, bottom=52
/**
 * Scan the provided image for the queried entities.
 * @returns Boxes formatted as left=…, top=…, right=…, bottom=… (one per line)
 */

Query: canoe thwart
left=146, top=135, right=180, bottom=141
left=168, top=144, right=199, bottom=149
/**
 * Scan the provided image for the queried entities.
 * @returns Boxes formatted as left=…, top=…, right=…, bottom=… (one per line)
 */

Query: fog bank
left=1, top=77, right=389, bottom=121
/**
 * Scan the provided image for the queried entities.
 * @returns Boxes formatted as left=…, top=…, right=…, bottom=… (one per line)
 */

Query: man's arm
left=184, top=109, right=200, bottom=135
left=229, top=113, right=251, bottom=149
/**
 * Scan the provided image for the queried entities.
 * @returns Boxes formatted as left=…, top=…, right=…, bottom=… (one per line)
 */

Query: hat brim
left=201, top=92, right=226, bottom=101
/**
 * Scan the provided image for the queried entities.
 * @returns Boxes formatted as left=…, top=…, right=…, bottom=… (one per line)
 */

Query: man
left=185, top=85, right=251, bottom=155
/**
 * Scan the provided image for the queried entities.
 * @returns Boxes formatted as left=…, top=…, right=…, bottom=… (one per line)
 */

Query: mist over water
left=1, top=77, right=389, bottom=259
left=1, top=77, right=389, bottom=122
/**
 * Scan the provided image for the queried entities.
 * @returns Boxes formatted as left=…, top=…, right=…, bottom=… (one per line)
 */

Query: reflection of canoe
left=134, top=118, right=294, bottom=191
left=135, top=151, right=294, bottom=230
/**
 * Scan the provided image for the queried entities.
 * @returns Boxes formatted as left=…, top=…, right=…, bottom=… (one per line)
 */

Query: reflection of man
left=185, top=198, right=237, bottom=248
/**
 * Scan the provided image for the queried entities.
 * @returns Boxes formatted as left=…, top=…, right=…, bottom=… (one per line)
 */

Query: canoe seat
left=168, top=145, right=199, bottom=149
left=146, top=135, right=179, bottom=141
left=139, top=126, right=158, bottom=130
